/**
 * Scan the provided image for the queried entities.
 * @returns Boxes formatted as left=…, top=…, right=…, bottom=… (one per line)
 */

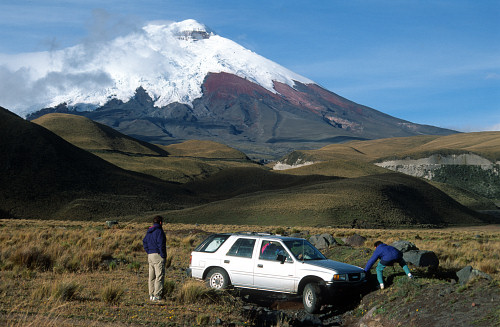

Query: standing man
left=143, top=215, right=167, bottom=301
left=364, top=241, right=413, bottom=290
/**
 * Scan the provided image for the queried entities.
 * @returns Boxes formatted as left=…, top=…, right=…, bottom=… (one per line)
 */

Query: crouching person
left=143, top=215, right=167, bottom=301
left=364, top=241, right=413, bottom=290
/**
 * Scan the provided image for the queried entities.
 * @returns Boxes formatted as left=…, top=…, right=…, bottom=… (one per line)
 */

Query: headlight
left=361, top=272, right=366, bottom=280
left=332, top=274, right=347, bottom=281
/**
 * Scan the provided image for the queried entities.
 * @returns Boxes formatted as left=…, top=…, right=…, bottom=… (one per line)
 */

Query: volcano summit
left=5, top=19, right=455, bottom=158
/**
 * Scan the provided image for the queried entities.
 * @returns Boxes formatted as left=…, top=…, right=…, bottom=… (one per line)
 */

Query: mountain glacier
left=0, top=19, right=312, bottom=116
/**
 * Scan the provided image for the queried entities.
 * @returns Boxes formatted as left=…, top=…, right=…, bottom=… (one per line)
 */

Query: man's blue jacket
left=364, top=243, right=402, bottom=271
left=143, top=223, right=166, bottom=259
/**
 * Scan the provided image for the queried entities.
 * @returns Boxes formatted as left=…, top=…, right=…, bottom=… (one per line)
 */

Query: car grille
left=348, top=273, right=361, bottom=281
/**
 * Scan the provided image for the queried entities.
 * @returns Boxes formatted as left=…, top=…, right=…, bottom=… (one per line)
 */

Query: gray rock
left=313, top=233, right=337, bottom=249
left=456, top=265, right=493, bottom=284
left=391, top=240, right=419, bottom=253
left=309, top=235, right=330, bottom=250
left=106, top=220, right=118, bottom=228
left=343, top=234, right=366, bottom=247
left=320, top=233, right=338, bottom=246
left=403, top=250, right=439, bottom=268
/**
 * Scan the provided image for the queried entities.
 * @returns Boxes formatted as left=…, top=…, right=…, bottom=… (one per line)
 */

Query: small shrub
left=275, top=227, right=286, bottom=235
left=478, top=262, right=497, bottom=275
left=101, top=285, right=124, bottom=304
left=10, top=247, right=53, bottom=271
left=128, top=261, right=141, bottom=273
left=31, top=283, right=51, bottom=301
left=51, top=280, right=80, bottom=301
left=177, top=280, right=214, bottom=304
left=182, top=235, right=197, bottom=248
left=130, top=240, right=143, bottom=252
left=165, top=254, right=173, bottom=270
left=108, top=261, right=117, bottom=271
left=196, top=314, right=210, bottom=325
left=163, top=279, right=176, bottom=298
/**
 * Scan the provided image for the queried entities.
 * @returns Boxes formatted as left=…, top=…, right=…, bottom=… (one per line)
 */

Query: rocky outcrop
left=456, top=265, right=492, bottom=284
left=375, top=153, right=498, bottom=180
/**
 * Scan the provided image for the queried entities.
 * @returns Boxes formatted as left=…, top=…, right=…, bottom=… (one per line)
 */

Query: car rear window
left=227, top=238, right=256, bottom=258
left=194, top=234, right=230, bottom=253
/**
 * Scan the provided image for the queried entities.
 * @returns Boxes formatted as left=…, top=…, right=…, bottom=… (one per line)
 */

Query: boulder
left=456, top=266, right=493, bottom=284
left=309, top=234, right=337, bottom=250
left=106, top=220, right=119, bottom=228
left=391, top=240, right=419, bottom=253
left=320, top=233, right=338, bottom=246
left=343, top=234, right=366, bottom=247
left=403, top=250, right=439, bottom=268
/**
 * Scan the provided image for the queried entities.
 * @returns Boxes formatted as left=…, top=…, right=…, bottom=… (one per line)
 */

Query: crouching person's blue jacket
left=364, top=243, right=402, bottom=271
left=143, top=223, right=166, bottom=259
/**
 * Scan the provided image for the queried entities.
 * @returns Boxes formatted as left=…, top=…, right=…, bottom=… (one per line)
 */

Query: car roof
left=217, top=232, right=304, bottom=242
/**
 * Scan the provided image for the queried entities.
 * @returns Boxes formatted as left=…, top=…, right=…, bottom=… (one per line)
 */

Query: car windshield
left=283, top=239, right=326, bottom=261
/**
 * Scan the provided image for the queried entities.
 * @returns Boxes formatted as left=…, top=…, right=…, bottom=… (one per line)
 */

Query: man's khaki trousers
left=148, top=253, right=165, bottom=298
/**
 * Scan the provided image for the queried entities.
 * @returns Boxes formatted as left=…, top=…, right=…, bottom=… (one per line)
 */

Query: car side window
left=195, top=234, right=229, bottom=253
left=259, top=240, right=291, bottom=261
left=226, top=238, right=256, bottom=258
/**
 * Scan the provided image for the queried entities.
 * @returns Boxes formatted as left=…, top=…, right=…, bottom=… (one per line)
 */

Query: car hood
left=303, top=259, right=364, bottom=273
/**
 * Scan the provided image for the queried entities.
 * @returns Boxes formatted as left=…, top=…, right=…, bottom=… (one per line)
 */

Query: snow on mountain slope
left=0, top=19, right=313, bottom=116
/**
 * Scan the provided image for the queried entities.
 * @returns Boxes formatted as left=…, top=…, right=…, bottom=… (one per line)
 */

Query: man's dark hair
left=374, top=241, right=383, bottom=248
left=153, top=215, right=163, bottom=224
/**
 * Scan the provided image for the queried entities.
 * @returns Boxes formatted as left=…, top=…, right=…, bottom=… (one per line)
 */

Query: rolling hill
left=163, top=172, right=490, bottom=227
left=0, top=107, right=193, bottom=219
left=3, top=108, right=494, bottom=227
left=33, top=113, right=262, bottom=183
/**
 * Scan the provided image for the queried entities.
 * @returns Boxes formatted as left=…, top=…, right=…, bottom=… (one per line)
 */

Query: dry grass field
left=0, top=219, right=498, bottom=326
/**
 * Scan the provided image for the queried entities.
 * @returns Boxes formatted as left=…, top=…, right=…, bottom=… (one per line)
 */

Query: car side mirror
left=276, top=254, right=286, bottom=264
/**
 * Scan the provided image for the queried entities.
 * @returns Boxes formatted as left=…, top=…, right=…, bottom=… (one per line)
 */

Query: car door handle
left=224, top=260, right=230, bottom=264
left=257, top=264, right=263, bottom=268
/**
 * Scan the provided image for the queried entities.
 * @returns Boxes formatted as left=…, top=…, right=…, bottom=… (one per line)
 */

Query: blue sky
left=0, top=0, right=499, bottom=131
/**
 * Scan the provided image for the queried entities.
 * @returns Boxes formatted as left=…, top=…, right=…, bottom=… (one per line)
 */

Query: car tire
left=206, top=268, right=230, bottom=290
left=303, top=283, right=322, bottom=313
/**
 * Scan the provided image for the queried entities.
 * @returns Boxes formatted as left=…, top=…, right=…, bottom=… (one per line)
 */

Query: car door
left=223, top=237, right=256, bottom=287
left=254, top=240, right=296, bottom=292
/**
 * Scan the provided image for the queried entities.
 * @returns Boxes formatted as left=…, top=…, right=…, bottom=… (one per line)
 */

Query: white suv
left=188, top=232, right=366, bottom=313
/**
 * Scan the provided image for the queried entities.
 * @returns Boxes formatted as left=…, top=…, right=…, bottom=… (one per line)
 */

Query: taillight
left=189, top=255, right=192, bottom=265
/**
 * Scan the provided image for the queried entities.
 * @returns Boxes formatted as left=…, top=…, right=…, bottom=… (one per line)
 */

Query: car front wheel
left=206, top=268, right=230, bottom=290
left=303, top=283, right=322, bottom=313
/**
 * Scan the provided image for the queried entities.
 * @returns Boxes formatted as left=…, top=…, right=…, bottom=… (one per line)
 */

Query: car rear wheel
left=303, top=283, right=322, bottom=313
left=206, top=268, right=230, bottom=290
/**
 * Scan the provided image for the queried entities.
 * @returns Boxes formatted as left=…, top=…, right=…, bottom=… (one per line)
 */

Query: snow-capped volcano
left=1, top=19, right=312, bottom=116
left=5, top=18, right=456, bottom=158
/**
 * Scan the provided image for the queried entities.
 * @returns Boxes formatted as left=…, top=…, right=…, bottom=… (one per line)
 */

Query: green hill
left=5, top=109, right=495, bottom=226
left=165, top=172, right=490, bottom=227
left=0, top=107, right=191, bottom=220
left=34, top=113, right=262, bottom=183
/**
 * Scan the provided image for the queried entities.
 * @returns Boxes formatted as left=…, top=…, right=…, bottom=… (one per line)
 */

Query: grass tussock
left=9, top=247, right=53, bottom=271
left=51, top=280, right=80, bottom=301
left=100, top=284, right=124, bottom=304
left=177, top=280, right=213, bottom=304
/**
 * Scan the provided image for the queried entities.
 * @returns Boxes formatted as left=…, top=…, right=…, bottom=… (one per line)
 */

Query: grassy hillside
left=0, top=108, right=192, bottom=220
left=166, top=172, right=490, bottom=227
left=34, top=113, right=262, bottom=183
left=8, top=110, right=495, bottom=226
left=276, top=133, right=500, bottom=164
left=33, top=113, right=168, bottom=156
